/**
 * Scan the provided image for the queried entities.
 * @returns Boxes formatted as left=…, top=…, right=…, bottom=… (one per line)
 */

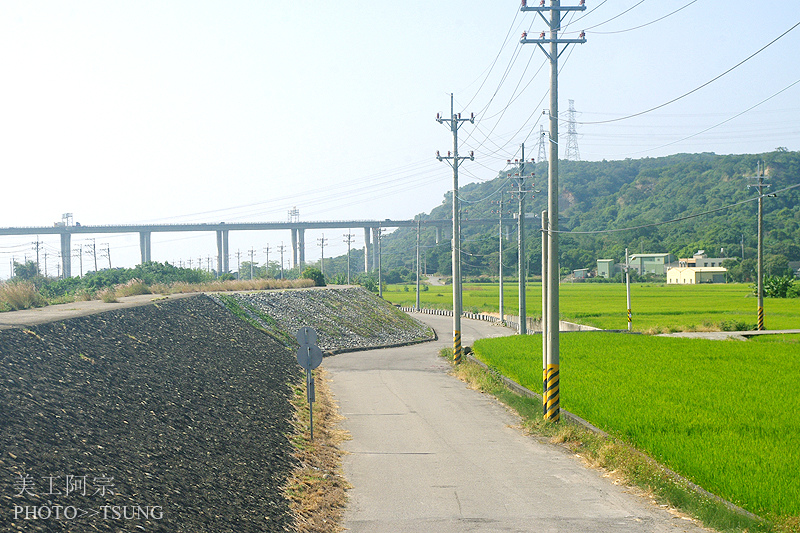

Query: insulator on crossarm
left=448, top=151, right=451, bottom=157
left=580, top=31, right=585, bottom=39
left=436, top=113, right=440, bottom=120
left=458, top=113, right=461, bottom=119
left=470, top=151, right=474, bottom=159
left=521, top=0, right=527, bottom=7
left=436, top=151, right=440, bottom=159
left=507, top=160, right=511, bottom=164
left=539, top=31, right=545, bottom=39
left=521, top=31, right=527, bottom=40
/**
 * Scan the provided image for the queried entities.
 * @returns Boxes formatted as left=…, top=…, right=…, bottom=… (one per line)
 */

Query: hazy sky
left=1, top=1, right=799, bottom=277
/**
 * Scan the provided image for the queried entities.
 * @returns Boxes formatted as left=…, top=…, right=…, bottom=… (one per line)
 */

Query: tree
left=13, top=261, right=39, bottom=280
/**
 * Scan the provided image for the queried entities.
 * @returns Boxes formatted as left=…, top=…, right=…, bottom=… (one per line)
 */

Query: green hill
left=366, top=150, right=800, bottom=282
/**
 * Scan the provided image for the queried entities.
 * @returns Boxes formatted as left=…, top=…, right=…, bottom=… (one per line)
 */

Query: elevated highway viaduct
left=0, top=218, right=513, bottom=277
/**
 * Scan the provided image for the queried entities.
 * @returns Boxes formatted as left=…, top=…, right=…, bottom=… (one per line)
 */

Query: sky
left=1, top=1, right=799, bottom=278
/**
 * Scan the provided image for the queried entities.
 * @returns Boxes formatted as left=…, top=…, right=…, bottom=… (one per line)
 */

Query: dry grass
left=114, top=278, right=151, bottom=297
left=97, top=287, right=119, bottom=303
left=151, top=278, right=314, bottom=295
left=0, top=281, right=47, bottom=311
left=286, top=368, right=350, bottom=533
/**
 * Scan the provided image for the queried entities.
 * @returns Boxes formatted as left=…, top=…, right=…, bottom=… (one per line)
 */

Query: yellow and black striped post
left=757, top=306, right=764, bottom=331
left=544, top=364, right=560, bottom=422
left=453, top=330, right=462, bottom=364
left=627, top=308, right=632, bottom=330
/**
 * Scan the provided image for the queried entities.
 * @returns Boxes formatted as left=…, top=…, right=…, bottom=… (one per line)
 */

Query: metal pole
left=626, top=248, right=632, bottom=331
left=545, top=1, right=561, bottom=422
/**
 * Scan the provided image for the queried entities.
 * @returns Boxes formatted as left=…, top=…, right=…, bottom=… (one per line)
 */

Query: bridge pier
left=139, top=231, right=151, bottom=265
left=216, top=230, right=229, bottom=275
left=60, top=232, right=71, bottom=278
left=435, top=226, right=441, bottom=244
left=298, top=228, right=305, bottom=267
left=363, top=228, right=371, bottom=272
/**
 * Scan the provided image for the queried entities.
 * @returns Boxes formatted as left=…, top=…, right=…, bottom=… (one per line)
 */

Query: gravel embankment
left=1, top=287, right=435, bottom=532
left=214, top=286, right=434, bottom=352
left=1, top=295, right=300, bottom=532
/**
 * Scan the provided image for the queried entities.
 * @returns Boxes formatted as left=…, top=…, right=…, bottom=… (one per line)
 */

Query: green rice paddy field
left=471, top=333, right=800, bottom=519
left=383, top=282, right=800, bottom=331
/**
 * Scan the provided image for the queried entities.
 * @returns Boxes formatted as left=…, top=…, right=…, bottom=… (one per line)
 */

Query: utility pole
left=436, top=93, right=474, bottom=364
left=491, top=194, right=505, bottom=323
left=278, top=242, right=286, bottom=279
left=376, top=228, right=384, bottom=298
left=625, top=248, right=632, bottom=331
left=249, top=247, right=256, bottom=279
left=748, top=161, right=770, bottom=330
left=541, top=210, right=548, bottom=408
left=521, top=0, right=586, bottom=423
left=32, top=237, right=42, bottom=275
left=415, top=219, right=421, bottom=311
left=73, top=244, right=83, bottom=277
left=100, top=243, right=111, bottom=269
left=507, top=146, right=534, bottom=335
left=317, top=234, right=328, bottom=276
left=235, top=250, right=241, bottom=277
left=343, top=232, right=355, bottom=285
left=42, top=250, right=48, bottom=277
left=264, top=244, right=271, bottom=278
left=85, top=238, right=98, bottom=272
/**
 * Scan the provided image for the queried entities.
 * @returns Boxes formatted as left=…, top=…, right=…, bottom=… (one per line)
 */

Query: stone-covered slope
left=1, top=295, right=300, bottom=533
left=213, top=286, right=434, bottom=352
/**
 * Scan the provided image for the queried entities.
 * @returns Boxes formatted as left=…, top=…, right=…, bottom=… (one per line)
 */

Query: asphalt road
left=325, top=313, right=710, bottom=533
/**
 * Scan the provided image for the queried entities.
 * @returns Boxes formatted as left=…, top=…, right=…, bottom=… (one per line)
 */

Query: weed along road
left=326, top=313, right=709, bottom=533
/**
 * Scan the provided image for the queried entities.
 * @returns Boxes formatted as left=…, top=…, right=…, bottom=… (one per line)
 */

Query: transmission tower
left=536, top=125, right=548, bottom=163
left=565, top=99, right=580, bottom=161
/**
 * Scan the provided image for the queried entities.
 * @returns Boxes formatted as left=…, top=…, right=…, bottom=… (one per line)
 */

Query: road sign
left=297, top=344, right=323, bottom=371
left=295, top=327, right=322, bottom=440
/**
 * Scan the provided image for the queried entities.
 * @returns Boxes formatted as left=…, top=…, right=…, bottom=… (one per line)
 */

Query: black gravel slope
left=1, top=295, right=300, bottom=532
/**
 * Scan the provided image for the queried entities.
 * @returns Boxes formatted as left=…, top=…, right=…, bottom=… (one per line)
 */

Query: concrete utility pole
left=541, top=210, right=548, bottom=407
left=317, top=234, right=328, bottom=275
left=264, top=244, right=270, bottom=277
left=343, top=232, right=355, bottom=285
left=73, top=244, right=83, bottom=277
left=415, top=219, right=421, bottom=311
left=249, top=247, right=256, bottom=279
left=32, top=237, right=42, bottom=275
left=436, top=93, right=474, bottom=364
left=625, top=248, right=632, bottom=331
left=236, top=250, right=242, bottom=277
left=100, top=243, right=111, bottom=269
left=521, top=0, right=586, bottom=422
left=492, top=194, right=504, bottom=323
left=507, top=148, right=534, bottom=334
left=278, top=242, right=286, bottom=279
left=85, top=238, right=98, bottom=272
left=748, top=161, right=770, bottom=330
left=376, top=228, right=384, bottom=298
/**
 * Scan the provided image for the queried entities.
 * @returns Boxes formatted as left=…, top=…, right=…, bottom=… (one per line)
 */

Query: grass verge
left=285, top=368, right=350, bottom=533
left=441, top=348, right=794, bottom=533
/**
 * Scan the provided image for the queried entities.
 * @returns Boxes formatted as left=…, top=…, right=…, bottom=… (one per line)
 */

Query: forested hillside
left=374, top=150, right=800, bottom=281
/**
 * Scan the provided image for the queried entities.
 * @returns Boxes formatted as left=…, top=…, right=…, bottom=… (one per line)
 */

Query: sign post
left=296, top=327, right=323, bottom=440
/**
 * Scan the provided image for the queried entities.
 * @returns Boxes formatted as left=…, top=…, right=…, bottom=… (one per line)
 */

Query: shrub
left=301, top=267, right=326, bottom=287
left=98, top=288, right=119, bottom=303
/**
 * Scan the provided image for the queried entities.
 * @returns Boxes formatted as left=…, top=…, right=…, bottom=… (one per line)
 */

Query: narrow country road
left=325, top=313, right=709, bottom=533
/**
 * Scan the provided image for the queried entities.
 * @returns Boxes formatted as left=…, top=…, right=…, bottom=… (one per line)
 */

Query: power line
left=579, top=21, right=800, bottom=125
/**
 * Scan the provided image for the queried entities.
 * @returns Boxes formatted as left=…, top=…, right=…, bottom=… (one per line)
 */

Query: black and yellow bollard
left=757, top=306, right=764, bottom=331
left=453, top=330, right=462, bottom=364
left=544, top=364, right=560, bottom=422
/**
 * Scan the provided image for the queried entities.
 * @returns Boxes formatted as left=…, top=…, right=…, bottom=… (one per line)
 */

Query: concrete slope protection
left=326, top=313, right=710, bottom=533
